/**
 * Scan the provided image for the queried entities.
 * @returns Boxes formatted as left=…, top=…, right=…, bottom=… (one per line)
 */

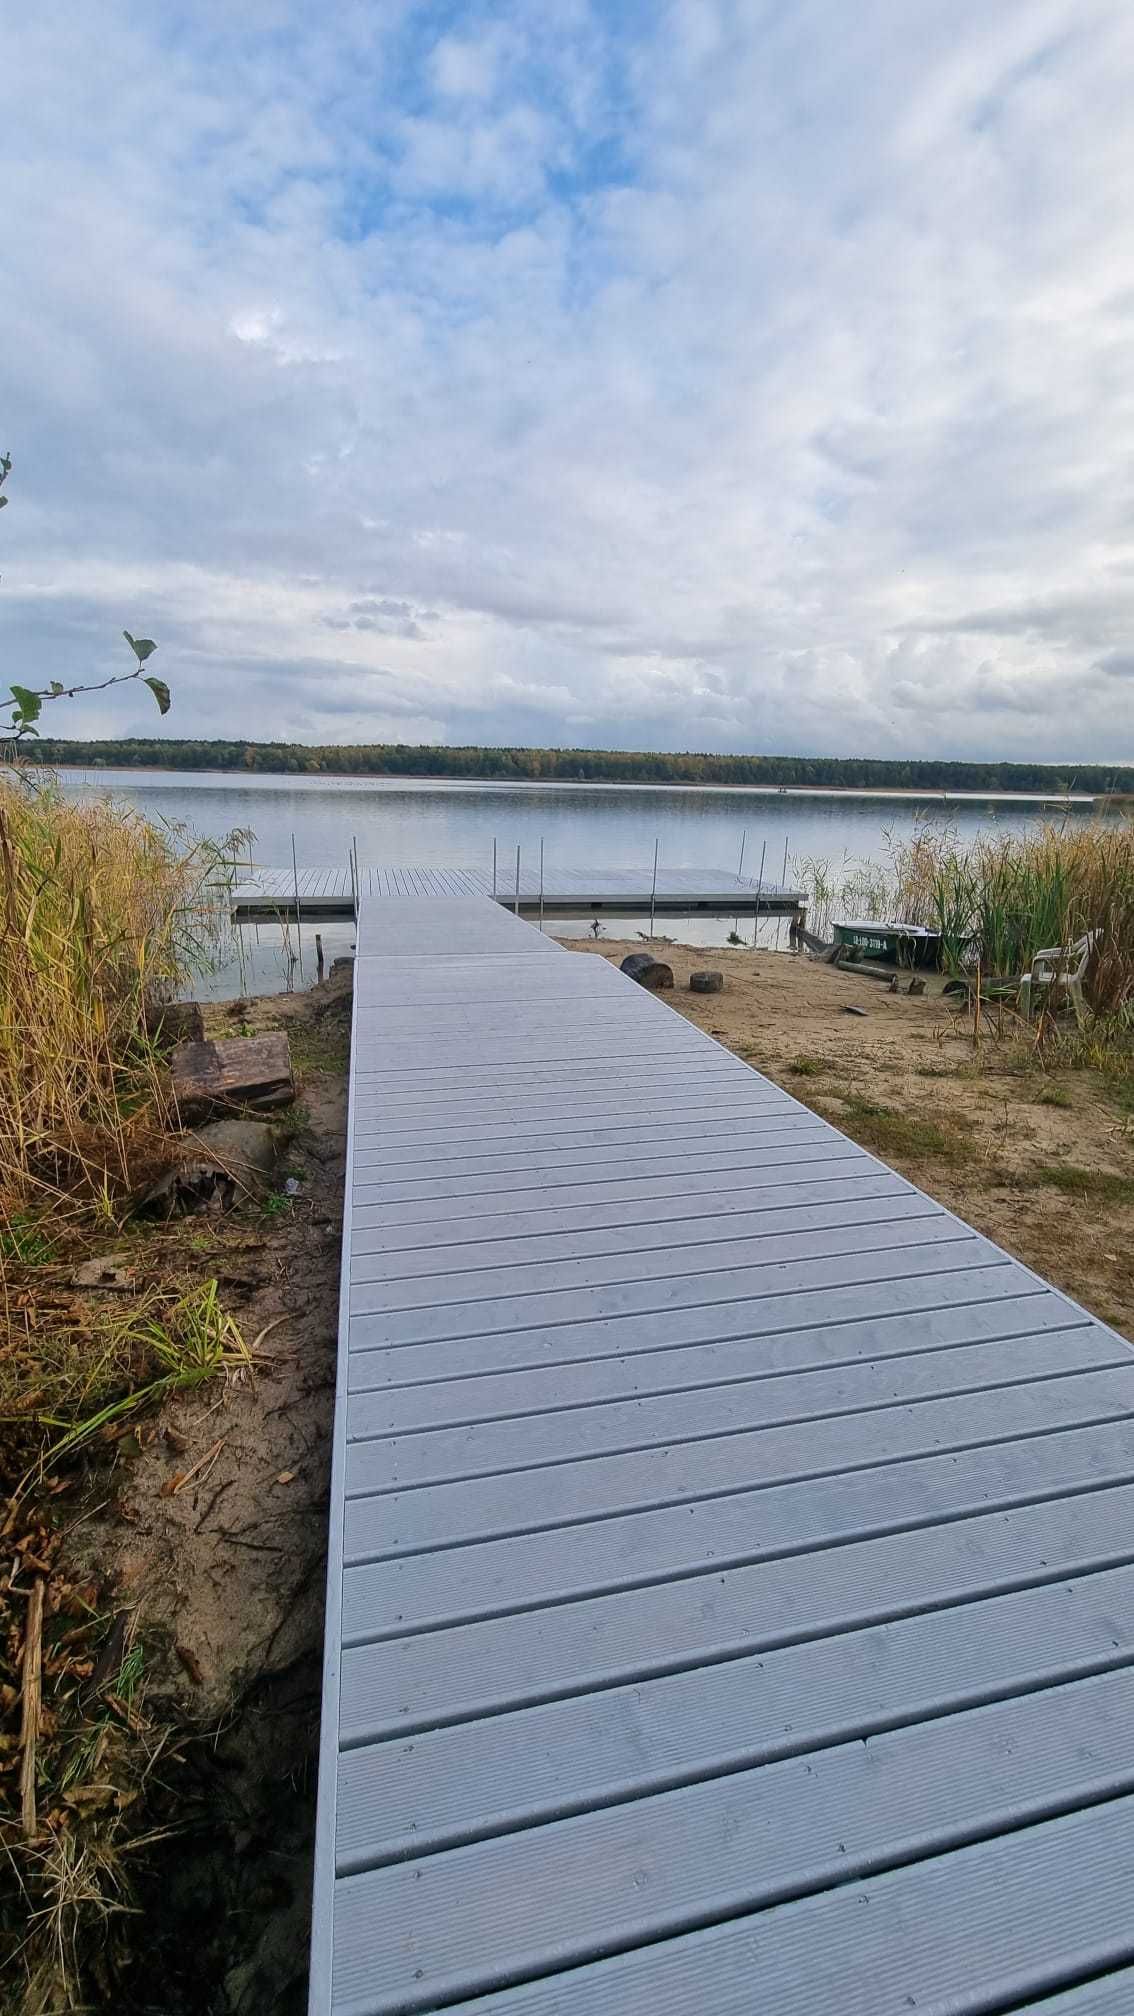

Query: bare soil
left=566, top=938, right=1134, bottom=1340
left=2, top=970, right=350, bottom=2016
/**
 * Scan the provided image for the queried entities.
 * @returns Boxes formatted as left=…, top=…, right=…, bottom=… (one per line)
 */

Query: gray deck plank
left=346, top=1237, right=1001, bottom=1350
left=1020, top=1976, right=1134, bottom=2012
left=349, top=1168, right=908, bottom=1247
left=347, top=1216, right=971, bottom=1319
left=347, top=1266, right=1041, bottom=1387
left=337, top=1561, right=1134, bottom=1865
left=346, top=1328, right=1118, bottom=1468
left=407, top=1799, right=1134, bottom=2016
left=334, top=1669, right=1134, bottom=2010
left=337, top=1476, right=1134, bottom=1737
left=348, top=1187, right=925, bottom=1280
left=340, top=1379, right=1134, bottom=1588
left=340, top=1418, right=1134, bottom=1642
left=351, top=1134, right=862, bottom=1194
left=310, top=896, right=1134, bottom=2016
left=348, top=1290, right=1087, bottom=1411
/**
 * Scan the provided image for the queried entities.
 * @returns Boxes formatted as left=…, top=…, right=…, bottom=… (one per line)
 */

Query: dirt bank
left=2, top=974, right=349, bottom=2016
left=566, top=938, right=1134, bottom=1340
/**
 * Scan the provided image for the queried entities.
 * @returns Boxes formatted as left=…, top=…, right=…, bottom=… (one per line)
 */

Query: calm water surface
left=56, top=768, right=1104, bottom=998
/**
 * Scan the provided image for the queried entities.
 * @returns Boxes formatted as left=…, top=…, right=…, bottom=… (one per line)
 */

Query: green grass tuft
left=1033, top=1164, right=1134, bottom=1205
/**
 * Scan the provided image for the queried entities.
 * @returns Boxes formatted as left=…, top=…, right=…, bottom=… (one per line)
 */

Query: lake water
left=56, top=766, right=1105, bottom=999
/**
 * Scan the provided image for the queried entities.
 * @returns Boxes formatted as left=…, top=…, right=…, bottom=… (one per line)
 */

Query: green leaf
left=0, top=495, right=8, bottom=509
left=9, top=684, right=42, bottom=725
left=123, top=630, right=157, bottom=663
left=144, top=675, right=171, bottom=715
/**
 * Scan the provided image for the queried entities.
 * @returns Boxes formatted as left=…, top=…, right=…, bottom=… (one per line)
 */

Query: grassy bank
left=0, top=776, right=272, bottom=2012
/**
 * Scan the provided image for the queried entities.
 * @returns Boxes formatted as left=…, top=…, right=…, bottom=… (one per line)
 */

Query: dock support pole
left=291, top=835, right=304, bottom=976
left=492, top=839, right=498, bottom=900
left=738, top=829, right=747, bottom=878
left=514, top=844, right=521, bottom=916
left=753, top=839, right=766, bottom=948
left=650, top=836, right=659, bottom=939
left=539, top=837, right=545, bottom=932
left=315, top=932, right=325, bottom=982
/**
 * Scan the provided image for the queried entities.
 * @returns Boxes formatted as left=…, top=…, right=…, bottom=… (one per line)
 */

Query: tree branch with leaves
left=2, top=453, right=171, bottom=739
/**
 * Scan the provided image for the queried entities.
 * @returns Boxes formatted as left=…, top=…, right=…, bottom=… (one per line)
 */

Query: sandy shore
left=564, top=938, right=1134, bottom=1341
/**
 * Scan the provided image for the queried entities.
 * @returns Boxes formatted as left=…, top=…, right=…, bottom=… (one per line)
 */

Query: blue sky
left=2, top=0, right=1133, bottom=759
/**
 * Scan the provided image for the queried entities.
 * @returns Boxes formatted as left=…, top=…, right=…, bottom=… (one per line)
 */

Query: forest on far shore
left=19, top=737, right=1134, bottom=796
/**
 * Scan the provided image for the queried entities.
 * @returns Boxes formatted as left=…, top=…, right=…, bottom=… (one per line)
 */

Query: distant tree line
left=18, top=737, right=1134, bottom=795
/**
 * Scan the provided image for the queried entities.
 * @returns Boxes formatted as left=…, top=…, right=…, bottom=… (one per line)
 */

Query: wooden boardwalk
left=230, top=862, right=803, bottom=920
left=310, top=895, right=1134, bottom=2015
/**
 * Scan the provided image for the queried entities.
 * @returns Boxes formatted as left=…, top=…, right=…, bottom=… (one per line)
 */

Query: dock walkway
left=230, top=862, right=803, bottom=920
left=310, top=894, right=1134, bottom=2015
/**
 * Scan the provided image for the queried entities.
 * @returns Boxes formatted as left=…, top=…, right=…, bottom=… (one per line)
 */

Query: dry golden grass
left=0, top=773, right=228, bottom=1216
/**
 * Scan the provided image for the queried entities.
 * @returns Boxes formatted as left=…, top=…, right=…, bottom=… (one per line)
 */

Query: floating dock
left=230, top=862, right=804, bottom=921
left=310, top=892, right=1134, bottom=2015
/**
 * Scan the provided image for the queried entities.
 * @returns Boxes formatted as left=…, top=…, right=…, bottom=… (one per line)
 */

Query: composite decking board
left=338, top=1422, right=1134, bottom=1647
left=333, top=1668, right=1134, bottom=2009
left=348, top=1191, right=934, bottom=1285
left=349, top=1118, right=832, bottom=1171
left=349, top=1154, right=875, bottom=1226
left=337, top=1562, right=1134, bottom=1864
left=364, top=1799, right=1134, bottom=2016
left=348, top=1267, right=1046, bottom=1390
left=345, top=1238, right=1003, bottom=1351
left=344, top=1331, right=1120, bottom=1478
left=348, top=1294, right=1088, bottom=1411
left=339, top=1390, right=1134, bottom=1599
left=349, top=1170, right=912, bottom=1250
left=349, top=1090, right=799, bottom=1139
left=310, top=898, right=1134, bottom=2016
left=350, top=1137, right=867, bottom=1197
left=346, top=1218, right=974, bottom=1320
left=338, top=1476, right=1134, bottom=1743
left=1022, top=1977, right=1134, bottom=2012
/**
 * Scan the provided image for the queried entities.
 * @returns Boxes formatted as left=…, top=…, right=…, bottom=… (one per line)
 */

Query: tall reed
left=0, top=773, right=229, bottom=1210
left=796, top=817, right=1134, bottom=1016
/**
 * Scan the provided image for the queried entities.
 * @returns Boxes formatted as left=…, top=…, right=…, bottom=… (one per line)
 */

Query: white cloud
left=1, top=0, right=1133, bottom=759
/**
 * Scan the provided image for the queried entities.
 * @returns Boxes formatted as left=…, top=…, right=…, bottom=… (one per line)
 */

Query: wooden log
left=171, top=1033, right=294, bottom=1120
left=689, top=971, right=724, bottom=993
left=620, top=954, right=675, bottom=990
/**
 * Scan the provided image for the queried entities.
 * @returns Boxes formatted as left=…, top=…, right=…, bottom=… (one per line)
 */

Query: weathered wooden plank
left=170, top=1032, right=294, bottom=1117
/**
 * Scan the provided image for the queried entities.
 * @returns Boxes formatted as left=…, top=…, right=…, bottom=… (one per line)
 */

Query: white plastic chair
left=1017, top=931, right=1096, bottom=1028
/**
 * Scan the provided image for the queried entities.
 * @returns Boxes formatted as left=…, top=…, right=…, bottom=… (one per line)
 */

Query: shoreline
left=49, top=762, right=1098, bottom=806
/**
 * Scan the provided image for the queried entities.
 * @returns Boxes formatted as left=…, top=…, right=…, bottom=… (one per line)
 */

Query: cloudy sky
left=2, top=1, right=1133, bottom=759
